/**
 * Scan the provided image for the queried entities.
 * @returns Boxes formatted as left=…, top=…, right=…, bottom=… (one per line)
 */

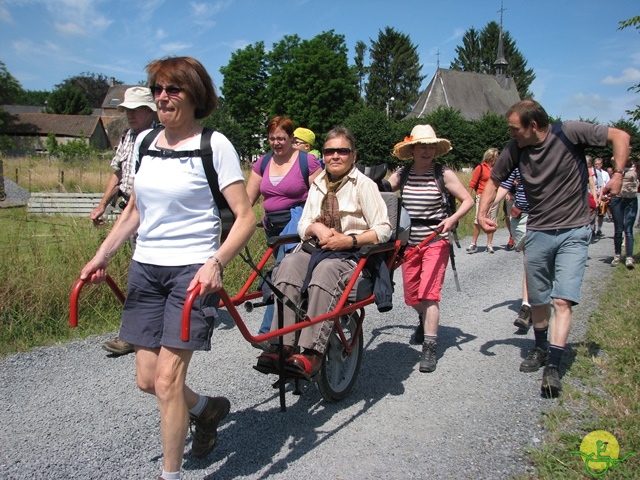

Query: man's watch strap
left=349, top=233, right=358, bottom=248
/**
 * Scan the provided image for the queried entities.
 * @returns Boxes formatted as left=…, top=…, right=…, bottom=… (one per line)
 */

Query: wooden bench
left=27, top=192, right=121, bottom=221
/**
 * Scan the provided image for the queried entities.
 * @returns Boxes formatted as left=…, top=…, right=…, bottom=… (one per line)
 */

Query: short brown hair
left=506, top=100, right=549, bottom=130
left=146, top=56, right=217, bottom=119
left=266, top=116, right=294, bottom=137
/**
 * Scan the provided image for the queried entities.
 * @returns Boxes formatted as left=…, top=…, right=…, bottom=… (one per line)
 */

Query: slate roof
left=1, top=113, right=103, bottom=137
left=101, top=84, right=137, bottom=110
left=406, top=68, right=521, bottom=121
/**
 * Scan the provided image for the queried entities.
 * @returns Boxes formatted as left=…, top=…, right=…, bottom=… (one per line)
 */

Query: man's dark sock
left=533, top=327, right=549, bottom=350
left=548, top=344, right=565, bottom=366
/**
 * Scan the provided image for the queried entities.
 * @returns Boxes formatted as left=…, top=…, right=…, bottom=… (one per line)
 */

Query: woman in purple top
left=246, top=116, right=322, bottom=339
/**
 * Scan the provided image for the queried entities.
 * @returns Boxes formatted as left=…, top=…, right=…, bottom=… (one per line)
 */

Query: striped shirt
left=400, top=166, right=447, bottom=245
left=500, top=168, right=529, bottom=212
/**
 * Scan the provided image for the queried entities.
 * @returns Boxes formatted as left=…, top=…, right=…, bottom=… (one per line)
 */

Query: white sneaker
left=486, top=245, right=495, bottom=254
left=611, top=255, right=621, bottom=266
left=466, top=244, right=477, bottom=253
left=625, top=257, right=635, bottom=269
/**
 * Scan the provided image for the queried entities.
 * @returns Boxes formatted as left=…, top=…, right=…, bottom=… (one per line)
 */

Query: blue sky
left=1, top=0, right=638, bottom=125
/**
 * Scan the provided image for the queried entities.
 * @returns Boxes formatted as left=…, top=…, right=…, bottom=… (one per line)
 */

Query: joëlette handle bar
left=69, top=276, right=126, bottom=327
left=180, top=228, right=441, bottom=344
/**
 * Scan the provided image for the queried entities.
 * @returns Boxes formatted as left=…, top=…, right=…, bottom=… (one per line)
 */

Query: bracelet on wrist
left=209, top=255, right=223, bottom=269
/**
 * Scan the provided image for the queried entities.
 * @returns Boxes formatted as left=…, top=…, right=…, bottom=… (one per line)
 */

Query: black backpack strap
left=199, top=127, right=227, bottom=210
left=136, top=126, right=164, bottom=173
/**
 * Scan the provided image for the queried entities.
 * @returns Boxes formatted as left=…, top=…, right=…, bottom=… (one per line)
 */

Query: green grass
left=524, top=234, right=640, bottom=479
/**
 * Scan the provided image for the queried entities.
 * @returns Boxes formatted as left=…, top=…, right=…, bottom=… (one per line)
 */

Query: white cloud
left=54, top=21, right=86, bottom=35
left=160, top=42, right=192, bottom=54
left=156, top=28, right=167, bottom=40
left=0, top=5, right=13, bottom=23
left=601, top=68, right=640, bottom=85
left=446, top=28, right=465, bottom=44
left=565, top=93, right=611, bottom=112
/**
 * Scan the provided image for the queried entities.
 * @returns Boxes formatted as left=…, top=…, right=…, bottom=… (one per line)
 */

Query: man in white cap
left=90, top=86, right=157, bottom=355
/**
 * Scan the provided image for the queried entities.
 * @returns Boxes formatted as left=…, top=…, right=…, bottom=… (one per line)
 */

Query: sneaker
left=102, top=337, right=134, bottom=356
left=519, top=346, right=547, bottom=372
left=611, top=254, right=621, bottom=266
left=466, top=243, right=477, bottom=253
left=506, top=237, right=515, bottom=251
left=626, top=257, right=635, bottom=270
left=419, top=341, right=437, bottom=373
left=541, top=365, right=562, bottom=398
left=190, top=396, right=230, bottom=458
left=513, top=304, right=532, bottom=330
left=595, top=230, right=604, bottom=238
left=413, top=315, right=424, bottom=345
left=486, top=245, right=495, bottom=254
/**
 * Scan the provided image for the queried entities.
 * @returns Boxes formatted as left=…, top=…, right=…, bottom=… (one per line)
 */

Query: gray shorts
left=525, top=225, right=590, bottom=306
left=510, top=213, right=528, bottom=250
left=120, top=261, right=219, bottom=351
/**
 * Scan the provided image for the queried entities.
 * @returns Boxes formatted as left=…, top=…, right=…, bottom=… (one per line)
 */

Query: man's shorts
left=120, top=261, right=219, bottom=351
left=510, top=212, right=528, bottom=251
left=473, top=194, right=499, bottom=225
left=524, top=225, right=590, bottom=306
left=401, top=238, right=449, bottom=306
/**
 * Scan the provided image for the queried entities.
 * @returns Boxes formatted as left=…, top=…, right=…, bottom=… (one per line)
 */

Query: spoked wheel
left=315, top=312, right=363, bottom=402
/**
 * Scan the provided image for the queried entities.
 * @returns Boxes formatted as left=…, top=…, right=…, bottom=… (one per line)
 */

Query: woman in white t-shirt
left=79, top=56, right=255, bottom=480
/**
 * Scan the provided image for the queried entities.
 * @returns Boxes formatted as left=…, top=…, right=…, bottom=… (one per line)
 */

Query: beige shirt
left=298, top=167, right=392, bottom=243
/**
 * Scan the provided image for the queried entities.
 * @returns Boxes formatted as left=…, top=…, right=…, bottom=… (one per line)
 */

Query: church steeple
left=493, top=1, right=508, bottom=76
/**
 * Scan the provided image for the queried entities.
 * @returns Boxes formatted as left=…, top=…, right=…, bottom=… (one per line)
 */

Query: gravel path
left=0, top=222, right=617, bottom=479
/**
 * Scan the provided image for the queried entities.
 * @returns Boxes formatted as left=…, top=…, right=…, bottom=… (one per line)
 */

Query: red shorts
left=401, top=239, right=450, bottom=306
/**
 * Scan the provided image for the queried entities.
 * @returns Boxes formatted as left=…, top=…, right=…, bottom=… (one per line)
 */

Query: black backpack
left=136, top=126, right=236, bottom=242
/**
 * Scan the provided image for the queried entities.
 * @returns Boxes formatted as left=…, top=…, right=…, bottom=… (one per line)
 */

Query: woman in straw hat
left=388, top=125, right=473, bottom=373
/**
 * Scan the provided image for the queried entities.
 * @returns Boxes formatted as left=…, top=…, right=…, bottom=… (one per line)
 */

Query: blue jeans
left=610, top=196, right=637, bottom=257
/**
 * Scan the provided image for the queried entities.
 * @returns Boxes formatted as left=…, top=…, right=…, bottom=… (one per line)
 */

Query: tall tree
left=353, top=40, right=368, bottom=98
left=56, top=72, right=121, bottom=108
left=266, top=30, right=359, bottom=136
left=219, top=41, right=269, bottom=159
left=14, top=90, right=49, bottom=106
left=365, top=27, right=425, bottom=120
left=618, top=16, right=640, bottom=122
left=450, top=21, right=535, bottom=99
left=0, top=61, right=23, bottom=104
left=45, top=85, right=92, bottom=115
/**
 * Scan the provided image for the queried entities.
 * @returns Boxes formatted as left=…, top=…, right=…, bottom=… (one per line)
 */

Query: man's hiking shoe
left=513, top=305, right=532, bottom=330
left=102, top=337, right=134, bottom=356
left=541, top=365, right=562, bottom=398
left=190, top=396, right=230, bottom=458
left=611, top=254, right=621, bottom=266
left=466, top=244, right=477, bottom=253
left=520, top=347, right=547, bottom=372
left=419, top=341, right=437, bottom=373
left=413, top=315, right=424, bottom=344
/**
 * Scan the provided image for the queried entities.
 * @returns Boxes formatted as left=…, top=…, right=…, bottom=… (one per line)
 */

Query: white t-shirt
left=132, top=129, right=244, bottom=266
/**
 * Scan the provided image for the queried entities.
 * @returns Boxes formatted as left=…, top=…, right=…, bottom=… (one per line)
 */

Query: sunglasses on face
left=150, top=85, right=183, bottom=97
left=322, top=148, right=352, bottom=157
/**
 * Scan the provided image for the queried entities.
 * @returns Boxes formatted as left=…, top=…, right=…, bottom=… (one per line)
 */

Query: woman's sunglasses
left=150, top=85, right=183, bottom=97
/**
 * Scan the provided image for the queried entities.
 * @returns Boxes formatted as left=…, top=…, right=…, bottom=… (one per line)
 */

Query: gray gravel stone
left=0, top=223, right=616, bottom=479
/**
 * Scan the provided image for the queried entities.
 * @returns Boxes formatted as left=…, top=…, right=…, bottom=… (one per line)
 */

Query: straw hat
left=117, top=86, right=157, bottom=112
left=293, top=127, right=315, bottom=145
left=392, top=124, right=452, bottom=160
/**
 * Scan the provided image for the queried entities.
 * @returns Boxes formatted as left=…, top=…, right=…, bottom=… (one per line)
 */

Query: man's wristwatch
left=613, top=167, right=624, bottom=175
left=349, top=233, right=358, bottom=248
